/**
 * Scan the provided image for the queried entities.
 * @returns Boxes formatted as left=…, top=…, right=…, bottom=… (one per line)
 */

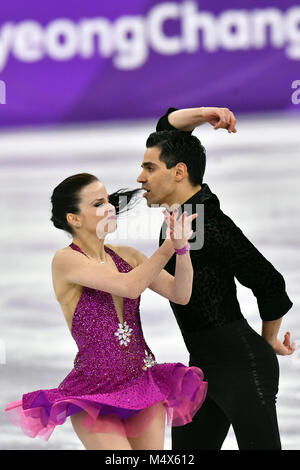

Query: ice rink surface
left=0, top=112, right=299, bottom=450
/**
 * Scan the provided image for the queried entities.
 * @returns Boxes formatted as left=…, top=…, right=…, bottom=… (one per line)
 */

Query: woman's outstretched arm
left=52, top=209, right=194, bottom=301
left=129, top=250, right=193, bottom=305
left=124, top=209, right=196, bottom=305
left=52, top=238, right=175, bottom=300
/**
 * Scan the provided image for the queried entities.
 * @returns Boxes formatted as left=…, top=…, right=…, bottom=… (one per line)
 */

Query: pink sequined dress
left=5, top=243, right=207, bottom=441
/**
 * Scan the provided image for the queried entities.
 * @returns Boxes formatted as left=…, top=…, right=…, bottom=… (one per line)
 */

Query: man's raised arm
left=156, top=106, right=237, bottom=133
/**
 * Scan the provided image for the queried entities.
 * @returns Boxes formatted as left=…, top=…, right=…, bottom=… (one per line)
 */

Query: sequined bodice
left=58, top=243, right=157, bottom=395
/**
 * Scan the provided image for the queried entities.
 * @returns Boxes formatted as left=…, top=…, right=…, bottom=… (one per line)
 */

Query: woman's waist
left=73, top=318, right=146, bottom=348
left=75, top=342, right=156, bottom=368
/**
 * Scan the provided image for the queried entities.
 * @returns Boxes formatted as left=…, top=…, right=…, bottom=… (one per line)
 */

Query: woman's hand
left=163, top=207, right=198, bottom=250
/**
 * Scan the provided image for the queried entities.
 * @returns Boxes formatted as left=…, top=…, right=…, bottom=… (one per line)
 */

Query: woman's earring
left=75, top=223, right=80, bottom=228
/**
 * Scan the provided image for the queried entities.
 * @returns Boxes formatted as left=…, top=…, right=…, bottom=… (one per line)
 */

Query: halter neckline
left=69, top=242, right=115, bottom=261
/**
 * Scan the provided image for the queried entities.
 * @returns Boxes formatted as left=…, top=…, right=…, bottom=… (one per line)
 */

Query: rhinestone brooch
left=114, top=321, right=133, bottom=346
left=142, top=350, right=157, bottom=370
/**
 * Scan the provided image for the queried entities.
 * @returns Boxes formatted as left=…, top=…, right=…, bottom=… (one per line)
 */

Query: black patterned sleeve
left=156, top=107, right=193, bottom=134
left=217, top=215, right=293, bottom=321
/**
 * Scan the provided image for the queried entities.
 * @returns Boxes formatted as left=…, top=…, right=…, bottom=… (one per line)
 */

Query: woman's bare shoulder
left=51, top=246, right=77, bottom=270
left=106, top=244, right=147, bottom=267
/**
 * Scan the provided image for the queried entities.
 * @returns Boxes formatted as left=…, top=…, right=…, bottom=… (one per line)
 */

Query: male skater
left=136, top=107, right=294, bottom=450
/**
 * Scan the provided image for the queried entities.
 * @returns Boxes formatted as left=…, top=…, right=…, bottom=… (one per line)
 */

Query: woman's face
left=74, top=180, right=117, bottom=238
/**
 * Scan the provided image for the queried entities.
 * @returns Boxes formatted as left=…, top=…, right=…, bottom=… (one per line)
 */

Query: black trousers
left=172, top=318, right=281, bottom=450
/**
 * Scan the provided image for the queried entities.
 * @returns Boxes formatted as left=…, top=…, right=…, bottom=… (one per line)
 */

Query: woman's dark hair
left=146, top=130, right=206, bottom=186
left=50, top=173, right=142, bottom=236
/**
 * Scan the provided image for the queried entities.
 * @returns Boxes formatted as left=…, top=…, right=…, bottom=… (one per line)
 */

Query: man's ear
left=174, top=162, right=187, bottom=181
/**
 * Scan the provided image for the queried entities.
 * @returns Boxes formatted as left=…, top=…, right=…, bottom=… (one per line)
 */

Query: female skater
left=5, top=173, right=207, bottom=450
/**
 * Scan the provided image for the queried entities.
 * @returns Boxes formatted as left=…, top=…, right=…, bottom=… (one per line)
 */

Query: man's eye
left=148, top=168, right=153, bottom=172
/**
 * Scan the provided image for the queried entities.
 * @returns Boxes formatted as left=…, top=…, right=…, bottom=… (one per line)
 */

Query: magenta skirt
left=5, top=362, right=207, bottom=441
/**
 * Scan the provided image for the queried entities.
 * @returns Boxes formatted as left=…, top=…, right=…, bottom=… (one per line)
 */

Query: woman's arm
left=167, top=107, right=237, bottom=133
left=130, top=249, right=193, bottom=305
left=53, top=209, right=195, bottom=302
left=52, top=238, right=175, bottom=300
left=126, top=209, right=196, bottom=304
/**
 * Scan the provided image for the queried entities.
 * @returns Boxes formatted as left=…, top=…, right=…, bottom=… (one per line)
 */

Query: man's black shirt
left=157, top=109, right=293, bottom=334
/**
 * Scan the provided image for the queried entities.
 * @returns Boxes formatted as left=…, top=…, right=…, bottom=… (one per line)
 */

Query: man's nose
left=137, top=171, right=146, bottom=183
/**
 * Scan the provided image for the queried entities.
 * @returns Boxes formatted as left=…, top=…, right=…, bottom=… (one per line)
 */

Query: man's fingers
left=283, top=331, right=296, bottom=353
left=213, top=110, right=223, bottom=129
left=223, top=108, right=232, bottom=125
left=283, top=331, right=292, bottom=348
left=213, top=108, right=237, bottom=133
left=214, top=110, right=227, bottom=129
left=283, top=338, right=289, bottom=348
left=228, top=111, right=237, bottom=133
left=220, top=108, right=231, bottom=128
left=283, top=332, right=290, bottom=347
left=288, top=344, right=296, bottom=354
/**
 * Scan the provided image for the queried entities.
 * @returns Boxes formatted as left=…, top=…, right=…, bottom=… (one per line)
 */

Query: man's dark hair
left=146, top=130, right=206, bottom=186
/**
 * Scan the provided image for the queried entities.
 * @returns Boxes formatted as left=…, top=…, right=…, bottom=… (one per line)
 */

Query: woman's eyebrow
left=91, top=196, right=108, bottom=204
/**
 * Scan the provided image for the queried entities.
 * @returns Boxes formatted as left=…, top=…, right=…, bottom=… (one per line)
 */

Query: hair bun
left=50, top=214, right=63, bottom=230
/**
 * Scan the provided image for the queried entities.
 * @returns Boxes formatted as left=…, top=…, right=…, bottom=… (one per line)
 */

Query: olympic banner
left=0, top=0, right=300, bottom=127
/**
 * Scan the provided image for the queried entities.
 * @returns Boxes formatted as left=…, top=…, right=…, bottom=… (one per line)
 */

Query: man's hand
left=201, top=107, right=237, bottom=133
left=268, top=331, right=296, bottom=356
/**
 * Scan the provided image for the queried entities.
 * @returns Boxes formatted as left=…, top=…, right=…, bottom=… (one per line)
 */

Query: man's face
left=137, top=146, right=176, bottom=208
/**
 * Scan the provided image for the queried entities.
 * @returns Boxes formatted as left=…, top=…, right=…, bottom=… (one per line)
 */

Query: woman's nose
left=107, top=204, right=116, bottom=215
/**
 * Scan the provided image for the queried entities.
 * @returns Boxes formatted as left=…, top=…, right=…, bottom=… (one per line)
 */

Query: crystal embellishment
left=142, top=350, right=157, bottom=370
left=114, top=321, right=133, bottom=346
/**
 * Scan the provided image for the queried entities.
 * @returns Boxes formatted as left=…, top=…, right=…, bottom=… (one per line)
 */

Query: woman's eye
left=95, top=202, right=104, bottom=207
left=148, top=168, right=153, bottom=172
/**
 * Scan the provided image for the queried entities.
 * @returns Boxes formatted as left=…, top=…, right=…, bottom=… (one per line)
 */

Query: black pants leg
left=172, top=394, right=230, bottom=450
left=171, top=319, right=281, bottom=450
left=230, top=390, right=281, bottom=449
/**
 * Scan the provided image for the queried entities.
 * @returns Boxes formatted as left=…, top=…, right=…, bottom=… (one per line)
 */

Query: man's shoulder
left=202, top=210, right=240, bottom=243
left=204, top=208, right=233, bottom=227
